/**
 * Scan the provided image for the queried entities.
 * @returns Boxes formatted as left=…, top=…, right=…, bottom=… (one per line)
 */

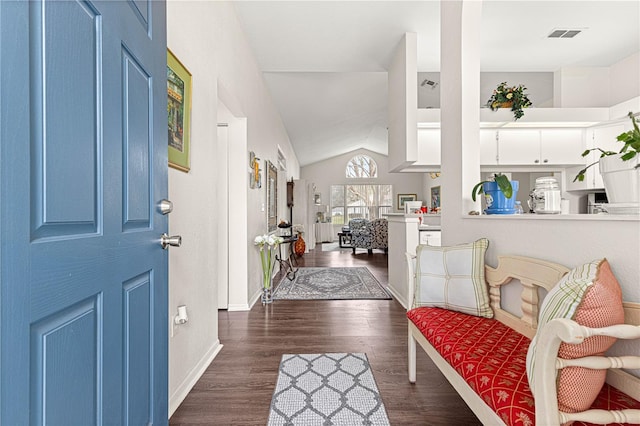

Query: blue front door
left=1, top=1, right=168, bottom=424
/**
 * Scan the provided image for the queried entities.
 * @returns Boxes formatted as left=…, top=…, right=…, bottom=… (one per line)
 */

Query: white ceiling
left=233, top=1, right=640, bottom=167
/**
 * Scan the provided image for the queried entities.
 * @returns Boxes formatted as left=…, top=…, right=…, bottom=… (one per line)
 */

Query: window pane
left=345, top=154, right=378, bottom=178
left=331, top=185, right=344, bottom=206
left=331, top=207, right=344, bottom=225
left=331, top=184, right=392, bottom=223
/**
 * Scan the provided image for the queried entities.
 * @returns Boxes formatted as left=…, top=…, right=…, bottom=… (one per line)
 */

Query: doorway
left=217, top=100, right=249, bottom=309
left=216, top=122, right=230, bottom=309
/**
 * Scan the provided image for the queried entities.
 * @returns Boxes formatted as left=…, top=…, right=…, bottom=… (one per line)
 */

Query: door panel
left=122, top=47, right=152, bottom=231
left=31, top=296, right=100, bottom=425
left=1, top=1, right=168, bottom=424
left=128, top=0, right=151, bottom=34
left=32, top=0, right=101, bottom=238
left=123, top=272, right=153, bottom=425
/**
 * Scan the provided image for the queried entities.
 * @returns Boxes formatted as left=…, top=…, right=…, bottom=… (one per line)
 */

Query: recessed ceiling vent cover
left=548, top=29, right=582, bottom=38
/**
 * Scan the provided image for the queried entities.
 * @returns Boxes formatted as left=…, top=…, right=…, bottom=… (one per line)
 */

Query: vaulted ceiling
left=233, top=1, right=640, bottom=166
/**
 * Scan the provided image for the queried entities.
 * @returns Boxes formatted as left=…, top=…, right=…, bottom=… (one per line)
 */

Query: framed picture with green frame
left=167, top=49, right=192, bottom=172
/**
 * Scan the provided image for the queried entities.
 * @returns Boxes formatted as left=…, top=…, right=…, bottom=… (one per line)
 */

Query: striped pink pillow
left=526, top=259, right=625, bottom=414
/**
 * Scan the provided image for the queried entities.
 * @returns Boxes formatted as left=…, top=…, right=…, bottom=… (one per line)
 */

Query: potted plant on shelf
left=472, top=173, right=520, bottom=214
left=486, top=81, right=532, bottom=121
left=573, top=112, right=640, bottom=205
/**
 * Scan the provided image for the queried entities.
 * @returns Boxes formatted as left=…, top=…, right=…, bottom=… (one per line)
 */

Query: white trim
left=227, top=303, right=251, bottom=311
left=169, top=341, right=223, bottom=417
left=384, top=284, right=408, bottom=310
left=228, top=288, right=262, bottom=311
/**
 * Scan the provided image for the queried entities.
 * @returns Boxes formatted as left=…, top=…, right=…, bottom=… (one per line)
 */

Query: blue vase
left=483, top=180, right=519, bottom=214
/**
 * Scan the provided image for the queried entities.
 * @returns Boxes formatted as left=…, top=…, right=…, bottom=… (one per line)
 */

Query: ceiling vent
left=420, top=79, right=438, bottom=89
left=548, top=29, right=582, bottom=38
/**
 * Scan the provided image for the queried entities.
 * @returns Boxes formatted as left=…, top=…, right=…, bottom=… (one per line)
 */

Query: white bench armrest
left=533, top=318, right=640, bottom=425
left=405, top=252, right=416, bottom=311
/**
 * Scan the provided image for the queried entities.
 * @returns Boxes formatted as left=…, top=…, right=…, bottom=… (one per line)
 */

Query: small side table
left=276, top=235, right=298, bottom=280
left=337, top=231, right=353, bottom=248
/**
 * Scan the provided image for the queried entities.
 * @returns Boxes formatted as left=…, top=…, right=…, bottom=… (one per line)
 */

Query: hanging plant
left=486, top=81, right=532, bottom=120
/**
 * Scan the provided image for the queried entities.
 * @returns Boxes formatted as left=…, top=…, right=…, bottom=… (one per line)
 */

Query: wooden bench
left=405, top=254, right=640, bottom=425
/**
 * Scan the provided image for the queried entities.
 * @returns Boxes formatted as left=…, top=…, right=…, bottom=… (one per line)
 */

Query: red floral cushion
left=407, top=307, right=640, bottom=426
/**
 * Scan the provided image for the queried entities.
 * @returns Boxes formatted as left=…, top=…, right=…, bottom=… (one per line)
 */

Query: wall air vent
left=420, top=79, right=438, bottom=89
left=548, top=29, right=582, bottom=38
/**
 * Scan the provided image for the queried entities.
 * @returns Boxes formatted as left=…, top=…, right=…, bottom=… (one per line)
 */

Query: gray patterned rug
left=267, top=353, right=390, bottom=426
left=272, top=267, right=390, bottom=300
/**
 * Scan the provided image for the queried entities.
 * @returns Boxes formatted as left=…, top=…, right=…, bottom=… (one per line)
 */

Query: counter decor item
left=486, top=81, right=532, bottom=120
left=573, top=112, right=640, bottom=209
left=254, top=234, right=284, bottom=304
left=472, top=173, right=519, bottom=214
left=528, top=176, right=561, bottom=214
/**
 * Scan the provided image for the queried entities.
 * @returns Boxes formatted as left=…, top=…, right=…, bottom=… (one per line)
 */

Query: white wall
left=388, top=33, right=418, bottom=172
left=554, top=52, right=640, bottom=108
left=418, top=72, right=554, bottom=109
left=610, top=52, right=640, bottom=106
left=554, top=66, right=611, bottom=107
left=167, top=1, right=299, bottom=416
left=301, top=148, right=425, bottom=216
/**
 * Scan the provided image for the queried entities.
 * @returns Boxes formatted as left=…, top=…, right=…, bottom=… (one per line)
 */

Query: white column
left=440, top=0, right=483, bottom=235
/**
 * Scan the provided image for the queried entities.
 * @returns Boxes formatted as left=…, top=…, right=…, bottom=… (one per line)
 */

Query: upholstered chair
left=349, top=218, right=388, bottom=254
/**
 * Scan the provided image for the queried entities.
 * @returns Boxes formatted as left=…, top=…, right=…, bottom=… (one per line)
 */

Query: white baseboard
left=227, top=289, right=262, bottom=311
left=386, top=284, right=408, bottom=310
left=169, top=340, right=223, bottom=418
left=227, top=303, right=250, bottom=311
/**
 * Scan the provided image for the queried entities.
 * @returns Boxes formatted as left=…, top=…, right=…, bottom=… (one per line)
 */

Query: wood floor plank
left=169, top=245, right=482, bottom=425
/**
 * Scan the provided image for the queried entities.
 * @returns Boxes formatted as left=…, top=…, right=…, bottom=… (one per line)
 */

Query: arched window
left=345, top=154, right=377, bottom=178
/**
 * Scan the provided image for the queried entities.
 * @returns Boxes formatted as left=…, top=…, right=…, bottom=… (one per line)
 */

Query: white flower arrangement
left=254, top=234, right=284, bottom=289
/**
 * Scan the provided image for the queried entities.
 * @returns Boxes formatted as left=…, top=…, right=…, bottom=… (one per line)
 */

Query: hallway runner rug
left=267, top=353, right=390, bottom=426
left=272, top=267, right=391, bottom=300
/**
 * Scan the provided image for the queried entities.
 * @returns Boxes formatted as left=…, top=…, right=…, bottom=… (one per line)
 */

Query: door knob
left=158, top=199, right=173, bottom=215
left=161, top=233, right=182, bottom=249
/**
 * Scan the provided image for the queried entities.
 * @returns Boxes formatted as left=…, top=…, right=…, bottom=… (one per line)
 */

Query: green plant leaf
left=621, top=151, right=637, bottom=161
left=471, top=181, right=487, bottom=202
left=494, top=174, right=513, bottom=199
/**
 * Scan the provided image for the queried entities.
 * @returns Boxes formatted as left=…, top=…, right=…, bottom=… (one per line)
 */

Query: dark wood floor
left=169, top=245, right=482, bottom=425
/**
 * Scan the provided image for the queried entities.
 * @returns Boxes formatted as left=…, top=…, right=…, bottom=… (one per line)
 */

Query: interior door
left=1, top=1, right=168, bottom=424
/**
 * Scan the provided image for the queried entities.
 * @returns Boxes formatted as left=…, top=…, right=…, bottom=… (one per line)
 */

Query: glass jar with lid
left=528, top=177, right=561, bottom=214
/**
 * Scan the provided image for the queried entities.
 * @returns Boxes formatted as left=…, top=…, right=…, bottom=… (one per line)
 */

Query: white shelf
left=417, top=96, right=640, bottom=129
left=418, top=107, right=609, bottom=128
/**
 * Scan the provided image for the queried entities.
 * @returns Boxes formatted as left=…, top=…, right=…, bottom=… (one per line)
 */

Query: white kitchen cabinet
left=415, top=127, right=585, bottom=169
left=497, top=130, right=541, bottom=165
left=566, top=123, right=626, bottom=191
left=480, top=130, right=499, bottom=165
left=540, top=129, right=585, bottom=165
left=419, top=230, right=441, bottom=246
left=417, top=128, right=497, bottom=166
left=496, top=129, right=585, bottom=166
